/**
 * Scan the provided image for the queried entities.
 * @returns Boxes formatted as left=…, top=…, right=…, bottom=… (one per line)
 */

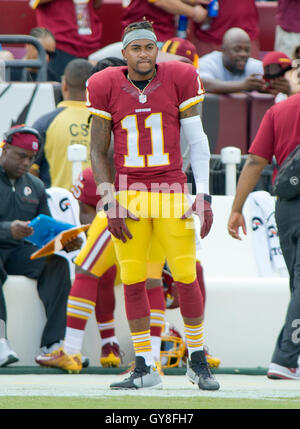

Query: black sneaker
left=110, top=356, right=162, bottom=390
left=186, top=350, right=220, bottom=391
left=82, top=355, right=89, bottom=368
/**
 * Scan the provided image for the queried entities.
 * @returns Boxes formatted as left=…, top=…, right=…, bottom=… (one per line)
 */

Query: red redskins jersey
left=71, top=167, right=99, bottom=208
left=121, top=0, right=175, bottom=42
left=86, top=61, right=205, bottom=192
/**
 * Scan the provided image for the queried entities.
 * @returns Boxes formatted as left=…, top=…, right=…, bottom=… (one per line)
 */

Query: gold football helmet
left=160, top=324, right=186, bottom=368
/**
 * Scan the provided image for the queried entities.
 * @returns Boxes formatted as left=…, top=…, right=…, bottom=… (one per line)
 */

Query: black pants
left=0, top=242, right=71, bottom=348
left=272, top=197, right=300, bottom=367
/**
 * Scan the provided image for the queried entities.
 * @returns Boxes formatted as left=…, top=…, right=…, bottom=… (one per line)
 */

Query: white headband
left=122, top=29, right=157, bottom=49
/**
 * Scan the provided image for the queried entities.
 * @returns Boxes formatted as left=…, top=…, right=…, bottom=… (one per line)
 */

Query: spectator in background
left=121, top=0, right=209, bottom=45
left=262, top=51, right=300, bottom=102
left=0, top=125, right=74, bottom=367
left=29, top=0, right=103, bottom=78
left=10, top=27, right=59, bottom=82
left=30, top=59, right=93, bottom=191
left=192, top=0, right=260, bottom=59
left=25, top=27, right=58, bottom=81
left=198, top=27, right=265, bottom=94
left=274, top=0, right=300, bottom=60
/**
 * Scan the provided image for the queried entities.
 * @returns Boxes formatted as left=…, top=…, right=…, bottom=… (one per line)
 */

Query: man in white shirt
left=198, top=27, right=266, bottom=94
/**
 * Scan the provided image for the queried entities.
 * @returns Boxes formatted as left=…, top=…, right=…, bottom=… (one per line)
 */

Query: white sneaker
left=0, top=338, right=19, bottom=367
left=110, top=356, right=162, bottom=390
left=267, top=362, right=300, bottom=380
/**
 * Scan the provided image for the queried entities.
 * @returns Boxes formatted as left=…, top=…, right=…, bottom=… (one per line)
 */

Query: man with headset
left=0, top=125, right=75, bottom=366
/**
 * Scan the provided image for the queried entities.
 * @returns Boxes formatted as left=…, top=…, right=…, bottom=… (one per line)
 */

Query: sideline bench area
left=3, top=196, right=289, bottom=369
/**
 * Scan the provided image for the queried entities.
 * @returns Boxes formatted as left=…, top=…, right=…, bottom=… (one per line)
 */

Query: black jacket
left=0, top=166, right=50, bottom=247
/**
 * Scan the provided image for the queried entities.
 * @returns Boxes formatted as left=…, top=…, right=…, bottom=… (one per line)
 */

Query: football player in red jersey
left=55, top=163, right=219, bottom=374
left=87, top=20, right=219, bottom=390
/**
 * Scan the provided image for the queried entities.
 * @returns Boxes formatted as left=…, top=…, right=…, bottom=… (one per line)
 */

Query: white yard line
left=0, top=374, right=300, bottom=400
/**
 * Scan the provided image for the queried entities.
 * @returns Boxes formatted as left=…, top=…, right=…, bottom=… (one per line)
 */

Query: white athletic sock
left=151, top=336, right=162, bottom=362
left=131, top=330, right=155, bottom=367
left=64, top=327, right=84, bottom=355
left=139, top=351, right=156, bottom=367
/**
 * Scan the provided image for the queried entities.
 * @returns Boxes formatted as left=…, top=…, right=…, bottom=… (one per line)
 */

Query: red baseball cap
left=2, top=125, right=40, bottom=152
left=161, top=37, right=199, bottom=67
left=262, top=51, right=292, bottom=70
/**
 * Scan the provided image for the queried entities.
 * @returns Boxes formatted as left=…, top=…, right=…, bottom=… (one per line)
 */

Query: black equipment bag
left=273, top=144, right=300, bottom=200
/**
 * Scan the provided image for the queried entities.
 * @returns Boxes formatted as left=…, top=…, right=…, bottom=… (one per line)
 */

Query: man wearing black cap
left=0, top=125, right=73, bottom=366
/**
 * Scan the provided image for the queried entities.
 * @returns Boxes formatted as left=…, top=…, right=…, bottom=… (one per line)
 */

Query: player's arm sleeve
left=180, top=115, right=210, bottom=194
left=176, top=63, right=210, bottom=194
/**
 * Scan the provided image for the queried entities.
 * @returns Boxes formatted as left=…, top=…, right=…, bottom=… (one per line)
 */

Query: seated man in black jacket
left=0, top=125, right=76, bottom=366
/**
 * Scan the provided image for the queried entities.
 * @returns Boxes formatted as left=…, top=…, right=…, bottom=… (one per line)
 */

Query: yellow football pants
left=74, top=212, right=166, bottom=283
left=112, top=191, right=197, bottom=285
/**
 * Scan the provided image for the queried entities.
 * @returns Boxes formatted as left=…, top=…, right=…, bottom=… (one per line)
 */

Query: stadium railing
left=0, top=35, right=47, bottom=82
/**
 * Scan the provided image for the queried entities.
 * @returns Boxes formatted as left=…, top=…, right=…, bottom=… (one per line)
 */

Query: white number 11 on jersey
left=122, top=113, right=170, bottom=168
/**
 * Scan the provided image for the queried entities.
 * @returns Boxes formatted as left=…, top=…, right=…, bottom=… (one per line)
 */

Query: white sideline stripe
left=81, top=229, right=111, bottom=271
left=1, top=375, right=300, bottom=399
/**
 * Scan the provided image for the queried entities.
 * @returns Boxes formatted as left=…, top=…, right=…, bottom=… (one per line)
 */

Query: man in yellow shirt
left=31, top=58, right=93, bottom=190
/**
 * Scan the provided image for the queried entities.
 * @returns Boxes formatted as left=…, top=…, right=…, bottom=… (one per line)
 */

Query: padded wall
left=203, top=93, right=249, bottom=154
left=0, top=82, right=62, bottom=139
